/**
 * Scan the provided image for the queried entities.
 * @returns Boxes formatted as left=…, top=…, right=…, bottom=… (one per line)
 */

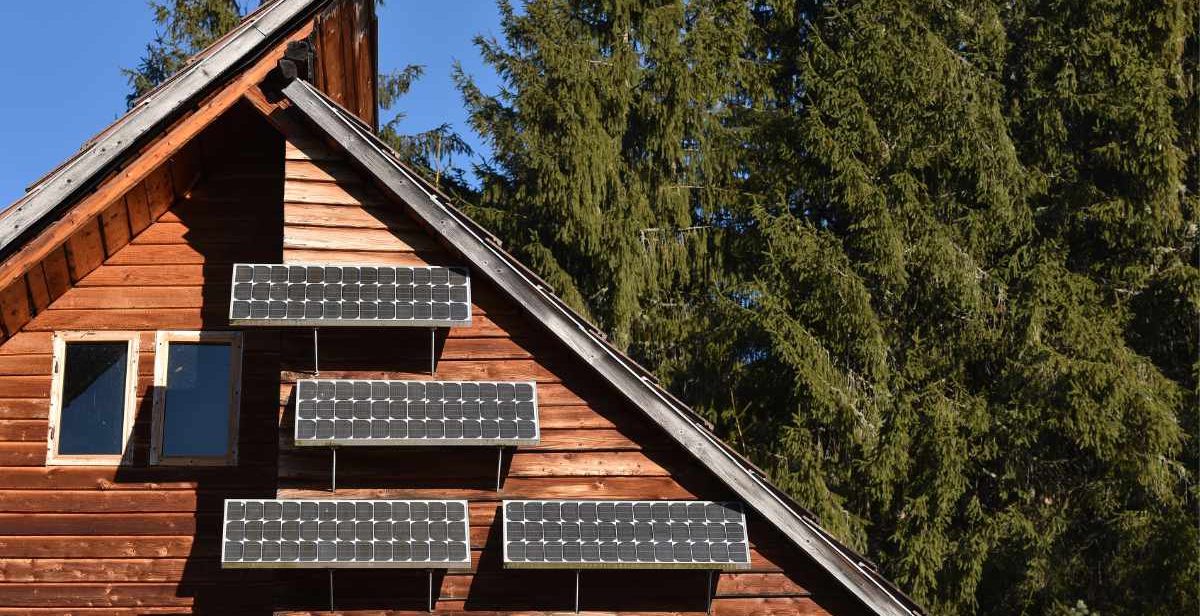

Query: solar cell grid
left=294, top=379, right=540, bottom=446
left=222, top=499, right=471, bottom=569
left=229, top=264, right=471, bottom=327
left=502, top=500, right=750, bottom=570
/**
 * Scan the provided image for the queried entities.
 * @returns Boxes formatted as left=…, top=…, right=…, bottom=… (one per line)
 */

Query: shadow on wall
left=111, top=100, right=284, bottom=614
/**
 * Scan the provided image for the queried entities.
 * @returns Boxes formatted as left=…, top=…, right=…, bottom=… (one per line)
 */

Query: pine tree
left=461, top=1, right=1198, bottom=614
left=123, top=0, right=245, bottom=107
left=455, top=0, right=761, bottom=353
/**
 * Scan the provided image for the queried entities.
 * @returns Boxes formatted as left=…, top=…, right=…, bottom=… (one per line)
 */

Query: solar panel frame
left=501, top=500, right=751, bottom=571
left=221, top=499, right=472, bottom=569
left=293, top=379, right=540, bottom=447
left=228, top=264, right=472, bottom=328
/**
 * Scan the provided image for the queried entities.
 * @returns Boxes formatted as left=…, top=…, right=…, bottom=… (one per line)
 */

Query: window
left=151, top=331, right=243, bottom=465
left=47, top=332, right=139, bottom=465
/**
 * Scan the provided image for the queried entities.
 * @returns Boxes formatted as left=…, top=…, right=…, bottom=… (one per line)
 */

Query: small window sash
left=46, top=331, right=141, bottom=466
left=150, top=330, right=243, bottom=466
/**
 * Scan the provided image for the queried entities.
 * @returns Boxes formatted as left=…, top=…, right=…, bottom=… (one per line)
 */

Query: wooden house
left=0, top=1, right=925, bottom=614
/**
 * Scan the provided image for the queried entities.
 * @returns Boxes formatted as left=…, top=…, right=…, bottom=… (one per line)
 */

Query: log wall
left=0, top=104, right=285, bottom=614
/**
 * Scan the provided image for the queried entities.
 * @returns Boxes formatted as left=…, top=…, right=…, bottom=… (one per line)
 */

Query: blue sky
left=0, top=1, right=503, bottom=206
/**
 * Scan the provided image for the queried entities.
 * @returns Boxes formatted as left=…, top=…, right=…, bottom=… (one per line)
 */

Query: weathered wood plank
left=25, top=308, right=228, bottom=331
left=0, top=420, right=46, bottom=441
left=168, top=143, right=203, bottom=198
left=0, top=376, right=51, bottom=398
left=24, top=265, right=50, bottom=314
left=0, top=536, right=201, bottom=558
left=0, top=490, right=202, bottom=513
left=0, top=557, right=252, bottom=583
left=0, top=466, right=276, bottom=490
left=0, top=278, right=32, bottom=336
left=283, top=179, right=388, bottom=207
left=317, top=5, right=347, bottom=105
left=285, top=160, right=363, bottom=184
left=144, top=165, right=176, bottom=220
left=285, top=136, right=340, bottom=161
left=0, top=355, right=52, bottom=376
left=0, top=332, right=49, bottom=355
left=48, top=286, right=219, bottom=310
left=277, top=477, right=703, bottom=501
left=64, top=218, right=106, bottom=282
left=39, top=248, right=71, bottom=301
left=131, top=221, right=276, bottom=246
left=102, top=243, right=250, bottom=266
left=124, top=184, right=153, bottom=235
left=74, top=265, right=222, bottom=287
left=99, top=200, right=132, bottom=256
left=281, top=248, right=435, bottom=266
left=0, top=399, right=49, bottom=420
left=283, top=224, right=441, bottom=252
left=0, top=513, right=200, bottom=536
left=284, top=202, right=414, bottom=230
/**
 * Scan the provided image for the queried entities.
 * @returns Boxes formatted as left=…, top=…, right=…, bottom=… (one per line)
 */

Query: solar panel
left=228, top=264, right=471, bottom=327
left=221, top=499, right=471, bottom=569
left=294, top=380, right=539, bottom=446
left=502, top=500, right=750, bottom=570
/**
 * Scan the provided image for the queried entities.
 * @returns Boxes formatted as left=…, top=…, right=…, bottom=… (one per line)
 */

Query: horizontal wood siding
left=0, top=104, right=284, bottom=613
left=273, top=128, right=866, bottom=615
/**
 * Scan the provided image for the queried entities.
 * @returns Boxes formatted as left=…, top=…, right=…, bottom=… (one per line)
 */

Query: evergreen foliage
left=123, top=0, right=246, bottom=107
left=458, top=1, right=1199, bottom=614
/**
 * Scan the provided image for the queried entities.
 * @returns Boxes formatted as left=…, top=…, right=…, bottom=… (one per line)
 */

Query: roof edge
left=0, top=0, right=326, bottom=257
left=279, top=77, right=924, bottom=616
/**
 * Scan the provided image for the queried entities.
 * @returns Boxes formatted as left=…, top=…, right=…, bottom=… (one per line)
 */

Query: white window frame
left=46, top=331, right=140, bottom=466
left=150, top=330, right=243, bottom=466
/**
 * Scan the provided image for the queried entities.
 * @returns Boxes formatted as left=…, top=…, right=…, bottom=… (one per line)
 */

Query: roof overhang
left=0, top=0, right=326, bottom=259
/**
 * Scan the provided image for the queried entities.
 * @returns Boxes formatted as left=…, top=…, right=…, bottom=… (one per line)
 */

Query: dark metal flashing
left=0, top=0, right=328, bottom=260
left=280, top=77, right=924, bottom=616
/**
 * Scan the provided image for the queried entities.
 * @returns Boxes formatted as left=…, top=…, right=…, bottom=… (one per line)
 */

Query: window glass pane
left=162, top=342, right=232, bottom=457
left=58, top=342, right=128, bottom=455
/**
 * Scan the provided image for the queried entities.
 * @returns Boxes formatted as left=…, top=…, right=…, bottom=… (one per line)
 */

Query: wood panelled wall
left=0, top=142, right=201, bottom=345
left=272, top=121, right=869, bottom=615
left=312, top=0, right=377, bottom=129
left=0, top=104, right=285, bottom=613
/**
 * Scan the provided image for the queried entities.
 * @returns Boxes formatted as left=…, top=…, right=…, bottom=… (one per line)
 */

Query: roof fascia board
left=0, top=0, right=323, bottom=255
left=280, top=78, right=916, bottom=616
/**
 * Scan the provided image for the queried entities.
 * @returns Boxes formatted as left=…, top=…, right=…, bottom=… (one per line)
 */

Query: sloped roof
left=0, top=0, right=327, bottom=257
left=278, top=76, right=925, bottom=616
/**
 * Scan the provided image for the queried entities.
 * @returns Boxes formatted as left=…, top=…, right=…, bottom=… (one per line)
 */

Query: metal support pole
left=329, top=569, right=334, bottom=612
left=429, top=328, right=436, bottom=376
left=706, top=570, right=714, bottom=615
left=574, top=569, right=581, bottom=614
left=495, top=447, right=504, bottom=492
left=427, top=568, right=434, bottom=612
left=330, top=447, right=337, bottom=493
left=313, top=328, right=320, bottom=376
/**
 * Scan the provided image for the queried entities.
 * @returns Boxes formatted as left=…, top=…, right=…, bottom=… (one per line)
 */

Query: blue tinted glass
left=163, top=343, right=232, bottom=457
left=58, top=342, right=128, bottom=455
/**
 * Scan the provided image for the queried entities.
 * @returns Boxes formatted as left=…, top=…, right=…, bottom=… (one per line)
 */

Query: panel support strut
left=429, top=327, right=436, bottom=375
left=428, top=568, right=434, bottom=612
left=575, top=569, right=581, bottom=613
left=495, top=446, right=504, bottom=491
left=312, top=327, right=320, bottom=375
left=330, top=446, right=337, bottom=493
left=329, top=569, right=334, bottom=612
left=707, top=570, right=714, bottom=614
